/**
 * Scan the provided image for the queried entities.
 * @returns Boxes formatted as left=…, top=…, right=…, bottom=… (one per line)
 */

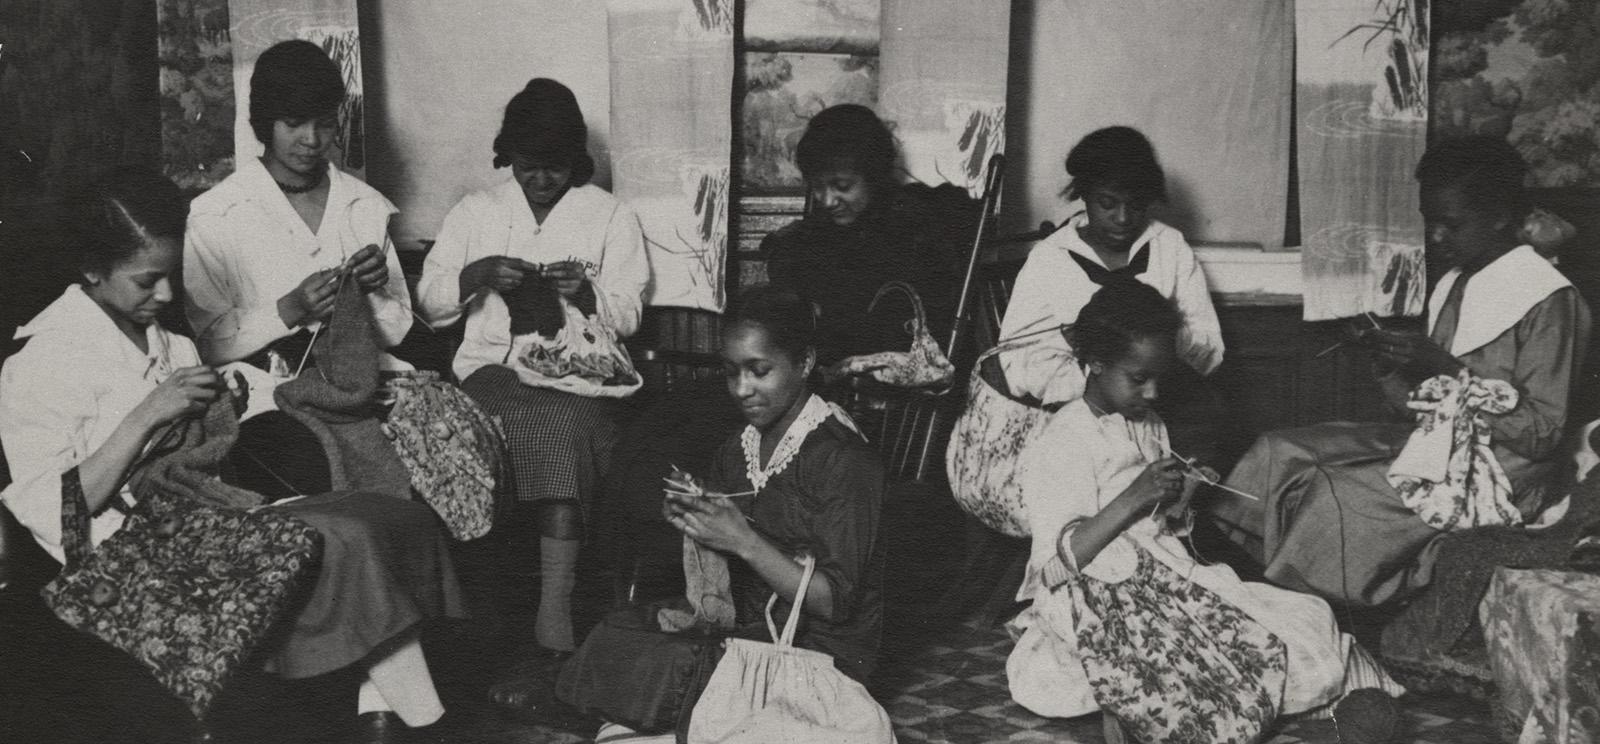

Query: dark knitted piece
left=503, top=278, right=566, bottom=337
left=128, top=394, right=264, bottom=511
left=273, top=277, right=413, bottom=498
left=1380, top=488, right=1600, bottom=658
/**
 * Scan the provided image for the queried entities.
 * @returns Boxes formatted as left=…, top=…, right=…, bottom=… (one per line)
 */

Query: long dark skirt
left=265, top=492, right=465, bottom=678
left=460, top=365, right=621, bottom=510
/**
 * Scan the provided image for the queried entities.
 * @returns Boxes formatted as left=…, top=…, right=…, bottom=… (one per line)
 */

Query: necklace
left=274, top=167, right=325, bottom=195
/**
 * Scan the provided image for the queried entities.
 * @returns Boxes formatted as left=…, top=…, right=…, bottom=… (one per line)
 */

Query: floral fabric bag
left=837, top=281, right=956, bottom=390
left=1388, top=369, right=1522, bottom=531
left=42, top=470, right=323, bottom=720
left=945, top=337, right=1059, bottom=537
left=509, top=295, right=643, bottom=399
left=1068, top=545, right=1287, bottom=744
left=382, top=370, right=507, bottom=541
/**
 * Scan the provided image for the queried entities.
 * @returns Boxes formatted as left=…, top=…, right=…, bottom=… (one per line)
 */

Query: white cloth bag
left=687, top=556, right=895, bottom=744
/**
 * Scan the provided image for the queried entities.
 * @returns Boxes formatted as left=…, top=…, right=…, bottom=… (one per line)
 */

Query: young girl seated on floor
left=1005, top=280, right=1404, bottom=744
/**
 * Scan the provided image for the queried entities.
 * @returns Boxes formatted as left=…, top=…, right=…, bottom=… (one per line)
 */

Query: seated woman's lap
left=459, top=365, right=622, bottom=507
left=264, top=492, right=463, bottom=678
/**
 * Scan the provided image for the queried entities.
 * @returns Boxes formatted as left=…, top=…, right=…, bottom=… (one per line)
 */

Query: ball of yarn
left=1333, top=688, right=1401, bottom=744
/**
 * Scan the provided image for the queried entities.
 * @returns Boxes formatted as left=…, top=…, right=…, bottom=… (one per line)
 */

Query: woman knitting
left=1006, top=279, right=1402, bottom=743
left=1, top=169, right=463, bottom=743
left=417, top=78, right=649, bottom=678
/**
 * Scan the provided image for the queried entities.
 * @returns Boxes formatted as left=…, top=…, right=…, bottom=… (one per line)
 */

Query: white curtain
left=1297, top=0, right=1429, bottom=321
left=1011, top=0, right=1291, bottom=249
left=877, top=0, right=1008, bottom=198
left=608, top=0, right=734, bottom=312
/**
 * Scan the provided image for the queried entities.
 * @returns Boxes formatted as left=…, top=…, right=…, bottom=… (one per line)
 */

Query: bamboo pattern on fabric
left=1068, top=546, right=1287, bottom=743
left=1297, top=0, right=1429, bottom=321
left=1389, top=370, right=1522, bottom=531
left=608, top=0, right=734, bottom=312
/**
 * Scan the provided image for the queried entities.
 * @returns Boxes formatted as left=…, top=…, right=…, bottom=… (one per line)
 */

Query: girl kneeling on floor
left=1005, top=279, right=1405, bottom=744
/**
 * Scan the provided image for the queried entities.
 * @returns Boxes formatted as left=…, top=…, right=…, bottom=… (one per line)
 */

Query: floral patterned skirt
left=1069, top=546, right=1287, bottom=744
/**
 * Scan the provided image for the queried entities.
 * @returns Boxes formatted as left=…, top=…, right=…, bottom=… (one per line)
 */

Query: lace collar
left=741, top=394, right=861, bottom=491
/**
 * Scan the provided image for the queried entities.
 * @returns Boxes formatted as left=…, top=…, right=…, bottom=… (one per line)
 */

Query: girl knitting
left=1005, top=280, right=1403, bottom=743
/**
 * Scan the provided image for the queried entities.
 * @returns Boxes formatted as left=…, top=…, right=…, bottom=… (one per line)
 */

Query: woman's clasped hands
left=662, top=471, right=757, bottom=555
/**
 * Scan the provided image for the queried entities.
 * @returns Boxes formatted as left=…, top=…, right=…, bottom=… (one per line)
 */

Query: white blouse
left=184, top=158, right=413, bottom=365
left=997, top=215, right=1224, bottom=404
left=0, top=287, right=202, bottom=563
left=417, top=179, right=650, bottom=382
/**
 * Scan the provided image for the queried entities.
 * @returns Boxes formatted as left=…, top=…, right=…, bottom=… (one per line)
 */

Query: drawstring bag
left=687, top=556, right=896, bottom=744
left=1068, top=545, right=1287, bottom=744
left=42, top=397, right=323, bottom=720
left=945, top=336, right=1062, bottom=537
left=1389, top=369, right=1522, bottom=531
left=838, top=282, right=956, bottom=390
left=381, top=370, right=508, bottom=541
left=509, top=294, right=643, bottom=399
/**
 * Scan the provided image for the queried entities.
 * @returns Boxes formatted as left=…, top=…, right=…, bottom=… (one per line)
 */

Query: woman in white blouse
left=998, top=126, right=1226, bottom=461
left=417, top=78, right=649, bottom=684
left=183, top=39, right=413, bottom=497
left=999, top=126, right=1223, bottom=405
left=184, top=39, right=412, bottom=373
left=2, top=169, right=461, bottom=742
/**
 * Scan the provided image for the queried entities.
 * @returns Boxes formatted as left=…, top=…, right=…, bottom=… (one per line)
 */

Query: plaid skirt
left=461, top=365, right=620, bottom=508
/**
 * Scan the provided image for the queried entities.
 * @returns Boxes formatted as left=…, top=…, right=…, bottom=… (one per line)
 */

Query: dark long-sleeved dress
left=762, top=184, right=972, bottom=368
left=705, top=414, right=887, bottom=684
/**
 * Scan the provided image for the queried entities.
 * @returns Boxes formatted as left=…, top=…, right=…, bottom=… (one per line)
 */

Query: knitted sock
left=536, top=537, right=580, bottom=651
left=365, top=637, right=445, bottom=726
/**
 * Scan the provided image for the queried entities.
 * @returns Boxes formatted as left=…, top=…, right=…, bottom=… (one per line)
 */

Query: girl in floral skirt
left=1005, top=279, right=1405, bottom=743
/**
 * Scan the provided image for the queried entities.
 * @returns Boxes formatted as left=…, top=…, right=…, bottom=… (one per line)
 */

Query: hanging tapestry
left=877, top=0, right=1008, bottom=198
left=741, top=0, right=880, bottom=196
left=1011, top=1, right=1291, bottom=249
left=227, top=0, right=365, bottom=178
left=1298, top=0, right=1429, bottom=321
left=158, top=0, right=235, bottom=191
left=608, top=0, right=734, bottom=312
left=1432, top=0, right=1600, bottom=188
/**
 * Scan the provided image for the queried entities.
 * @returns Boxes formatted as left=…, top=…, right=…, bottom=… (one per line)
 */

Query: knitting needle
left=1315, top=313, right=1386, bottom=359
left=1160, top=443, right=1260, bottom=501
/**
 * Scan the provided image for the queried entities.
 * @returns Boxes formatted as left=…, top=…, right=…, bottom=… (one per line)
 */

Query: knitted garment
left=128, top=393, right=265, bottom=511
left=502, top=278, right=566, bottom=338
left=273, top=277, right=413, bottom=498
left=1389, top=370, right=1521, bottom=531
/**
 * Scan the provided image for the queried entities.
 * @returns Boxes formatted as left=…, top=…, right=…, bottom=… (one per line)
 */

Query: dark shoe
left=488, top=647, right=590, bottom=730
left=1332, top=688, right=1402, bottom=744
left=356, top=710, right=477, bottom=744
left=356, top=711, right=407, bottom=744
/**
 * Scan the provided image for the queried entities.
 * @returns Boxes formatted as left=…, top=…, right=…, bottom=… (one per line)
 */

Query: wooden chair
left=864, top=155, right=1008, bottom=484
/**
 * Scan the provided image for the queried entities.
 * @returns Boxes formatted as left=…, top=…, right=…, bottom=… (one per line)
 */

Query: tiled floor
left=435, top=618, right=1502, bottom=744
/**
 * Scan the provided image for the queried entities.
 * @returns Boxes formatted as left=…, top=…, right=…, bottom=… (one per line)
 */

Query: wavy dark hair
left=795, top=104, right=897, bottom=194
left=491, top=78, right=595, bottom=186
left=1062, top=126, right=1167, bottom=207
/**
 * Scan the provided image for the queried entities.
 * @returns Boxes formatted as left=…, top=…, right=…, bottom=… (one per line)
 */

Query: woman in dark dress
left=585, top=285, right=888, bottom=740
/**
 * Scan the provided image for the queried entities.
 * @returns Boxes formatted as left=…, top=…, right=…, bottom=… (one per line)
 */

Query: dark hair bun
left=74, top=167, right=188, bottom=275
left=1071, top=279, right=1181, bottom=366
left=491, top=78, right=595, bottom=185
left=1415, top=135, right=1528, bottom=220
